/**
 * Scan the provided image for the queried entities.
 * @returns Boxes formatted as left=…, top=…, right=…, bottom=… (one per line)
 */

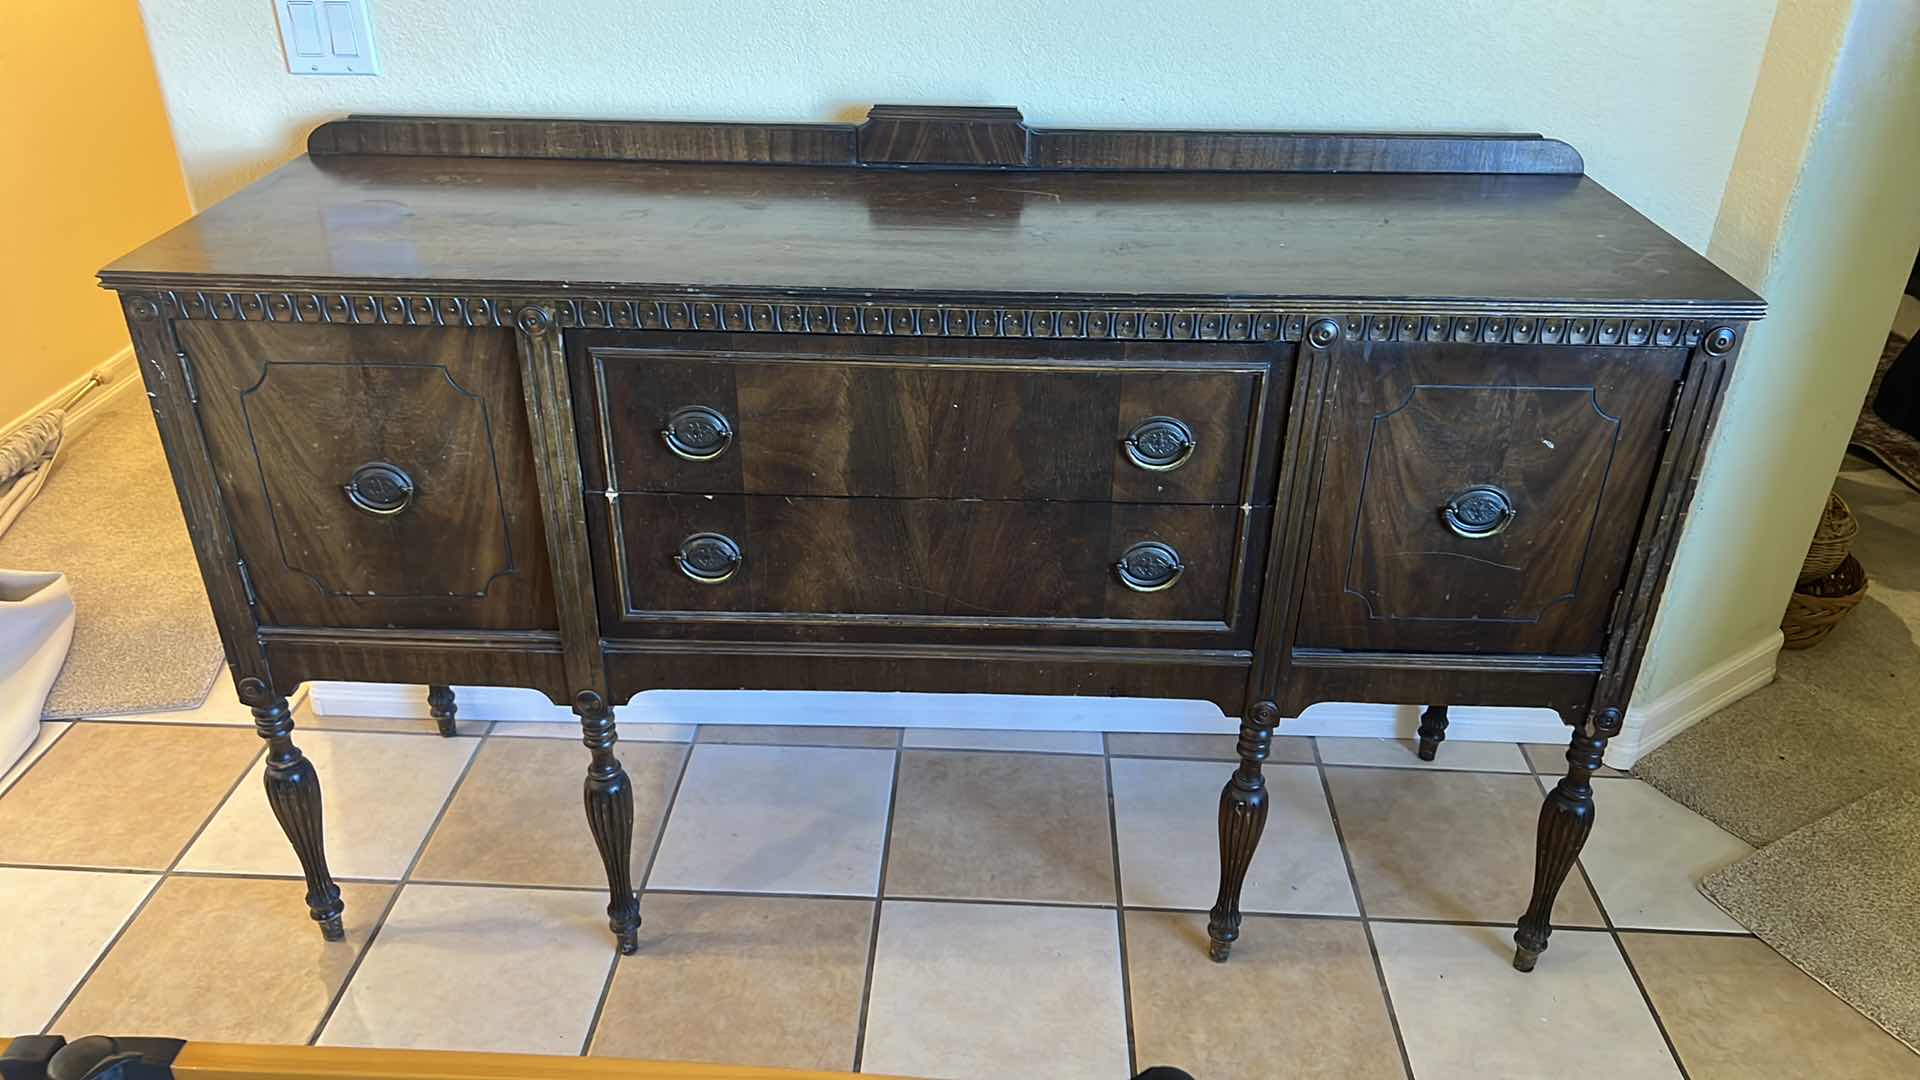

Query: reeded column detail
left=244, top=678, right=345, bottom=941
left=575, top=690, right=642, bottom=954
left=1206, top=700, right=1280, bottom=962
left=1513, top=716, right=1612, bottom=971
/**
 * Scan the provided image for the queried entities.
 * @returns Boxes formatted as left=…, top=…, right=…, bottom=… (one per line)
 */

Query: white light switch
left=275, top=0, right=380, bottom=76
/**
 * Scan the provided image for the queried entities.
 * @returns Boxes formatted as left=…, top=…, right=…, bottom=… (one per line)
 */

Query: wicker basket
left=1782, top=554, right=1868, bottom=649
left=1798, top=491, right=1859, bottom=584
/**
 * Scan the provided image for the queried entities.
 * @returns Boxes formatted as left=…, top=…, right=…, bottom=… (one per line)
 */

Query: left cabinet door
left=177, top=320, right=557, bottom=630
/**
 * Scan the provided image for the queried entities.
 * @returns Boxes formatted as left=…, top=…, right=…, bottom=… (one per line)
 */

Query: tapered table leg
left=574, top=691, right=642, bottom=955
left=1513, top=723, right=1608, bottom=971
left=427, top=684, right=458, bottom=737
left=1416, top=704, right=1450, bottom=761
left=1206, top=700, right=1280, bottom=962
left=243, top=677, right=344, bottom=941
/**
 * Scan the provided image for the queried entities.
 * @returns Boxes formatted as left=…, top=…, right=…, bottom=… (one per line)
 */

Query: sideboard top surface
left=102, top=122, right=1761, bottom=318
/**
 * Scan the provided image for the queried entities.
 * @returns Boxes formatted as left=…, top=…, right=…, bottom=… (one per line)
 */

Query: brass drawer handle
left=1115, top=540, right=1184, bottom=592
left=1441, top=486, right=1515, bottom=538
left=661, top=405, right=734, bottom=461
left=344, top=461, right=414, bottom=516
left=1122, top=416, right=1196, bottom=472
left=675, top=532, right=742, bottom=584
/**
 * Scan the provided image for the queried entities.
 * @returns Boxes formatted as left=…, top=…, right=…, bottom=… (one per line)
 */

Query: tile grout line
left=1312, top=737, right=1416, bottom=1080
left=580, top=733, right=699, bottom=1058
left=36, top=872, right=164, bottom=1036
left=1611, top=924, right=1695, bottom=1080
left=849, top=745, right=905, bottom=1074
left=9, top=721, right=1702, bottom=1067
left=303, top=724, right=488, bottom=1046
left=0, top=720, right=79, bottom=797
left=1532, top=767, right=1697, bottom=1080
left=11, top=854, right=1739, bottom=930
left=1102, top=738, right=1139, bottom=1077
left=158, top=735, right=268, bottom=868
left=41, top=736, right=268, bottom=1036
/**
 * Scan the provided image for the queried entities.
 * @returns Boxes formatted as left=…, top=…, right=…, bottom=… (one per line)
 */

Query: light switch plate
left=274, top=0, right=380, bottom=76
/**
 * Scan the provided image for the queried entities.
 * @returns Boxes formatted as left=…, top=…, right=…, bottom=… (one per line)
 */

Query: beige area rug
left=1634, top=457, right=1920, bottom=844
left=0, top=390, right=223, bottom=717
left=1702, top=787, right=1920, bottom=1053
left=1636, top=455, right=1920, bottom=1055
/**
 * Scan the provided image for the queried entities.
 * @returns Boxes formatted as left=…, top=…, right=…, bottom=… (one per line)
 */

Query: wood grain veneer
left=102, top=105, right=1761, bottom=975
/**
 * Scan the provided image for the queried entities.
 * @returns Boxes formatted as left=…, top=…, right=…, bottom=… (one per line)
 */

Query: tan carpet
left=1635, top=454, right=1920, bottom=1055
left=1702, top=787, right=1920, bottom=1054
left=0, top=389, right=223, bottom=717
left=1635, top=457, right=1920, bottom=842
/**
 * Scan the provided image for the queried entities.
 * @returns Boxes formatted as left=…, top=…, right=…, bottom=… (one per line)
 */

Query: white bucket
left=0, top=569, right=75, bottom=776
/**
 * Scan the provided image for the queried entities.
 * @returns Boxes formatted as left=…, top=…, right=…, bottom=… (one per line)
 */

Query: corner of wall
left=1609, top=629, right=1781, bottom=769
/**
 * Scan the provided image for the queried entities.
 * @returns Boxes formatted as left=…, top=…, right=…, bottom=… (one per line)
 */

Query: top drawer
left=572, top=333, right=1273, bottom=504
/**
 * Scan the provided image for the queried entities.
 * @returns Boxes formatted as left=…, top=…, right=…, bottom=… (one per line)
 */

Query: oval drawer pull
left=1115, top=540, right=1184, bottom=592
left=344, top=461, right=415, bottom=516
left=675, top=532, right=742, bottom=584
left=661, top=405, right=734, bottom=461
left=1441, top=486, right=1515, bottom=538
left=1122, top=416, right=1196, bottom=472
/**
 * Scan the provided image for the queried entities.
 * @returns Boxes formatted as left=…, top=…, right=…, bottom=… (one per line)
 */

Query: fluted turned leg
left=1513, top=720, right=1611, bottom=972
left=246, top=680, right=344, bottom=941
left=575, top=691, right=641, bottom=955
left=427, top=684, right=458, bottom=737
left=1416, top=704, right=1450, bottom=761
left=1207, top=700, right=1279, bottom=962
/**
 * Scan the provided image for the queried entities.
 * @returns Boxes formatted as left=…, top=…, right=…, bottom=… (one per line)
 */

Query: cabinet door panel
left=177, top=321, right=555, bottom=629
left=1295, top=342, right=1683, bottom=655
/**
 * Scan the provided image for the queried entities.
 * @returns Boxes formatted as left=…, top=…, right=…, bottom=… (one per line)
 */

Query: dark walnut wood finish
left=426, top=684, right=457, bottom=737
left=102, top=106, right=1760, bottom=975
left=574, top=335, right=1269, bottom=505
left=1295, top=342, right=1686, bottom=655
left=173, top=320, right=556, bottom=631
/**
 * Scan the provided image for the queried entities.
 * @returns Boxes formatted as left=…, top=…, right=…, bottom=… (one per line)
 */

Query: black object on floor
left=0, top=1036, right=182, bottom=1080
left=1873, top=327, right=1920, bottom=439
left=1131, top=1069, right=1197, bottom=1080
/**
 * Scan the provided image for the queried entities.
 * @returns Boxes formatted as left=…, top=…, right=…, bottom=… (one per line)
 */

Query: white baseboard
left=1, top=346, right=138, bottom=444
left=305, top=682, right=1571, bottom=744
left=1608, top=630, right=1782, bottom=768
left=308, top=633, right=1782, bottom=760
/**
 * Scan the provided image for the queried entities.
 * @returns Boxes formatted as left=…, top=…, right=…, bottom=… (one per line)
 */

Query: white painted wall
left=1630, top=0, right=1920, bottom=723
left=136, top=1, right=1807, bottom=754
left=141, top=0, right=1774, bottom=251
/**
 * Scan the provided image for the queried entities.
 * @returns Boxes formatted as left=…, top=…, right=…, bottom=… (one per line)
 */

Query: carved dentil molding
left=126, top=289, right=1735, bottom=350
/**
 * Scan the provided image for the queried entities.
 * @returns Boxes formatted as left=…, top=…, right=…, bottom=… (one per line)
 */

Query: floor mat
left=1702, top=786, right=1920, bottom=1054
left=1849, top=333, right=1920, bottom=492
left=1632, top=458, right=1920, bottom=845
left=0, top=390, right=223, bottom=717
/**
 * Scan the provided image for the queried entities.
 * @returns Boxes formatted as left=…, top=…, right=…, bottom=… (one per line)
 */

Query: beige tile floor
left=6, top=711, right=1915, bottom=1078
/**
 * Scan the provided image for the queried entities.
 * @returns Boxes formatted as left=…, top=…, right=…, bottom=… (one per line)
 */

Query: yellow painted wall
left=0, top=1, right=192, bottom=428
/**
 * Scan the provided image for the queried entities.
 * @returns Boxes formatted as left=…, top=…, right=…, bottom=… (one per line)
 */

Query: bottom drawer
left=593, top=494, right=1245, bottom=631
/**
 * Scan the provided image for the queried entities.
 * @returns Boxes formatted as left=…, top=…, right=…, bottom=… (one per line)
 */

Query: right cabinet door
left=1296, top=341, right=1685, bottom=655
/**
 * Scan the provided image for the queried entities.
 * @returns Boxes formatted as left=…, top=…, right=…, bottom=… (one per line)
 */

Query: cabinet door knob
left=344, top=461, right=414, bottom=516
left=1115, top=540, right=1185, bottom=592
left=661, top=405, right=734, bottom=461
left=1441, top=486, right=1515, bottom=538
left=1122, top=416, right=1196, bottom=472
left=675, top=532, right=742, bottom=584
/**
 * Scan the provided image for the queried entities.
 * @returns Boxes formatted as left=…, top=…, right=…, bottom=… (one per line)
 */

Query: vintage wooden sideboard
left=100, top=105, right=1762, bottom=972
